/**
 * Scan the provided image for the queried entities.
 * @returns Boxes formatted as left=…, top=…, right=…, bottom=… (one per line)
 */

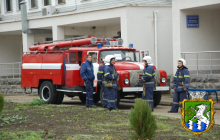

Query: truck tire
left=153, top=91, right=161, bottom=107
left=39, top=81, right=57, bottom=104
left=79, top=94, right=86, bottom=104
left=56, top=91, right=64, bottom=104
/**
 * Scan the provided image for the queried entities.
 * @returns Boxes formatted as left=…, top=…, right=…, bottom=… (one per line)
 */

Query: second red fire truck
left=21, top=35, right=169, bottom=107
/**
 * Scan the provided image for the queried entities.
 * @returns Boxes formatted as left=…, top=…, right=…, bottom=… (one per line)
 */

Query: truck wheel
left=79, top=94, right=86, bottom=104
left=153, top=91, right=161, bottom=107
left=56, top=91, right=64, bottom=104
left=39, top=81, right=57, bottom=104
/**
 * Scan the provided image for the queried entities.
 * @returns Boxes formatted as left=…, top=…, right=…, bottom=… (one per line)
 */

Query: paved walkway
left=4, top=94, right=220, bottom=125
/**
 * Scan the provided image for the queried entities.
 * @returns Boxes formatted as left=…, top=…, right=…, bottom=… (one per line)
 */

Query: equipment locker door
left=64, top=51, right=80, bottom=87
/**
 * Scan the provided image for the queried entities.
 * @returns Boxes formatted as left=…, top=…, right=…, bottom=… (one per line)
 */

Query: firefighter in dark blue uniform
left=80, top=54, right=97, bottom=108
left=104, top=55, right=119, bottom=111
left=168, top=58, right=190, bottom=113
left=140, top=56, right=155, bottom=111
left=97, top=58, right=107, bottom=108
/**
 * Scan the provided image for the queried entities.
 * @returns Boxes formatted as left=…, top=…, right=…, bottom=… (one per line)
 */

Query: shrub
left=0, top=94, right=4, bottom=113
left=129, top=98, right=157, bottom=140
left=22, top=98, right=44, bottom=106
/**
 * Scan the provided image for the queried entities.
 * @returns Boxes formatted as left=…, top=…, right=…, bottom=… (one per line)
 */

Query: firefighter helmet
left=105, top=55, right=116, bottom=65
left=178, top=58, right=186, bottom=66
left=143, top=56, right=153, bottom=64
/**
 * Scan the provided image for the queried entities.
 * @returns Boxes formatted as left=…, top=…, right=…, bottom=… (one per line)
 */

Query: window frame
left=5, top=0, right=13, bottom=13
left=56, top=0, right=66, bottom=5
left=43, top=0, right=51, bottom=6
left=16, top=0, right=23, bottom=11
left=87, top=51, right=98, bottom=64
left=29, top=0, right=38, bottom=10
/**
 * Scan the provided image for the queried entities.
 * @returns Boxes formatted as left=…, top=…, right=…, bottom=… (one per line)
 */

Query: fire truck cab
left=21, top=35, right=169, bottom=107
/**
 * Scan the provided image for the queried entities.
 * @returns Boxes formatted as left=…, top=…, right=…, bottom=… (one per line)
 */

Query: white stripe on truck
left=65, top=64, right=80, bottom=70
left=23, top=63, right=62, bottom=69
left=23, top=63, right=42, bottom=69
left=42, top=63, right=62, bottom=69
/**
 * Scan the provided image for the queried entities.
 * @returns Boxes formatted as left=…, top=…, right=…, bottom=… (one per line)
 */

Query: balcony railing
left=181, top=51, right=220, bottom=74
left=0, top=62, right=22, bottom=79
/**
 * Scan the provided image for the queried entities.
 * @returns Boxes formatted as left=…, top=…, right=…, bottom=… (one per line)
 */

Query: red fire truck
left=21, top=35, right=169, bottom=107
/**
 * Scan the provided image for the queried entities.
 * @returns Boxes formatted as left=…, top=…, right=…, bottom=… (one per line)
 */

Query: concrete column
left=52, top=25, right=65, bottom=40
left=22, top=33, right=34, bottom=52
left=172, top=2, right=181, bottom=74
left=120, top=15, right=128, bottom=48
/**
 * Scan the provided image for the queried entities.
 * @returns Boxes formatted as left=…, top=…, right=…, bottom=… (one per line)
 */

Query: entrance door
left=64, top=51, right=80, bottom=87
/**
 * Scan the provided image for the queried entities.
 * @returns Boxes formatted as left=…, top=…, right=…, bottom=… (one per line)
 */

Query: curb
left=120, top=99, right=220, bottom=110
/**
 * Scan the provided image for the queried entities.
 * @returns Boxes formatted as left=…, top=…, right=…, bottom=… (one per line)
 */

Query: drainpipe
left=154, top=11, right=158, bottom=68
left=20, top=1, right=52, bottom=34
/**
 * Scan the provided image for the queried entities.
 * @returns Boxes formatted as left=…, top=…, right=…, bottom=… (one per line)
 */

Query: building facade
left=0, top=0, right=173, bottom=76
left=172, top=0, right=220, bottom=75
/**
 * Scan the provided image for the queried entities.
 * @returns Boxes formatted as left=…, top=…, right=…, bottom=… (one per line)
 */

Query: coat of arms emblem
left=181, top=97, right=216, bottom=136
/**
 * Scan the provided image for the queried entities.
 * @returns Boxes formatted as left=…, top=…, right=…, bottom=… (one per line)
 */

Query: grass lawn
left=0, top=99, right=220, bottom=140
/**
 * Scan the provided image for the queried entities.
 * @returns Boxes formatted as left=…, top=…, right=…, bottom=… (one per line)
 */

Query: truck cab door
left=64, top=51, right=80, bottom=87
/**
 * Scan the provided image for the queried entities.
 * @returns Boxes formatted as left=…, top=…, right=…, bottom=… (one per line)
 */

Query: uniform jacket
left=141, top=65, right=155, bottom=87
left=97, top=63, right=106, bottom=86
left=104, top=64, right=119, bottom=89
left=80, top=60, right=95, bottom=83
left=172, top=66, right=190, bottom=92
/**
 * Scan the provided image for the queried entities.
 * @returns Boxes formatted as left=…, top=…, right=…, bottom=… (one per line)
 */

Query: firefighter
left=80, top=54, right=97, bottom=108
left=168, top=58, right=190, bottom=113
left=97, top=57, right=108, bottom=108
left=104, top=55, right=119, bottom=111
left=140, top=56, right=155, bottom=111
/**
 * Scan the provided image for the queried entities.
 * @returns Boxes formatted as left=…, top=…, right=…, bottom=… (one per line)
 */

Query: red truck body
left=21, top=35, right=169, bottom=106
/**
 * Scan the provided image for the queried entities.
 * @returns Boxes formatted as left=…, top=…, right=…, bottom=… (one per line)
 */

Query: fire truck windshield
left=99, top=50, right=136, bottom=63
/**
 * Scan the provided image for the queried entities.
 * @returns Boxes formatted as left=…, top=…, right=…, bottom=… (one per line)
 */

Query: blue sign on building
left=186, top=15, right=199, bottom=28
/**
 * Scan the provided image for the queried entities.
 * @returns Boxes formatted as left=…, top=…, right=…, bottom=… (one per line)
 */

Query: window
left=5, top=0, right=12, bottom=12
left=99, top=50, right=137, bottom=63
left=88, top=52, right=98, bottom=63
left=30, top=0, right=38, bottom=9
left=58, top=0, right=65, bottom=4
left=68, top=52, right=77, bottom=63
left=44, top=0, right=51, bottom=6
left=17, top=0, right=22, bottom=10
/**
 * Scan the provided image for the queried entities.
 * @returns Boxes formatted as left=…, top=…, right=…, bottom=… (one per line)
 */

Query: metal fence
left=181, top=51, right=220, bottom=74
left=0, top=62, right=22, bottom=79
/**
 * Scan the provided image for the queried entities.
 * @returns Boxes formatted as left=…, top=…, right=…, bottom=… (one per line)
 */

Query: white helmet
left=105, top=55, right=116, bottom=65
left=143, top=56, right=153, bottom=64
left=178, top=58, right=186, bottom=66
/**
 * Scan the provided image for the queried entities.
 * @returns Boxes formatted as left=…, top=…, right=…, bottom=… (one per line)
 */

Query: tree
left=129, top=99, right=157, bottom=140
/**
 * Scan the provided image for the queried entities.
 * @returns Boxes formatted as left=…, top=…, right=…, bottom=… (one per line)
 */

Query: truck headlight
left=161, top=77, right=166, bottom=83
left=124, top=79, right=129, bottom=85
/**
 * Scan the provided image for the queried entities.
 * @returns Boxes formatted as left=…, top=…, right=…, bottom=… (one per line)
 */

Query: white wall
left=34, top=34, right=52, bottom=42
left=0, top=35, right=22, bottom=63
left=180, top=10, right=220, bottom=71
left=123, top=6, right=173, bottom=75
left=172, top=0, right=220, bottom=74
left=180, top=10, right=220, bottom=52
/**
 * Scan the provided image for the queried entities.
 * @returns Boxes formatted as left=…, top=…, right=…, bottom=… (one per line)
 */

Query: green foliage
left=0, top=130, right=47, bottom=140
left=22, top=98, right=44, bottom=106
left=4, top=99, right=11, bottom=104
left=129, top=99, right=157, bottom=140
left=0, top=94, right=4, bottom=113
